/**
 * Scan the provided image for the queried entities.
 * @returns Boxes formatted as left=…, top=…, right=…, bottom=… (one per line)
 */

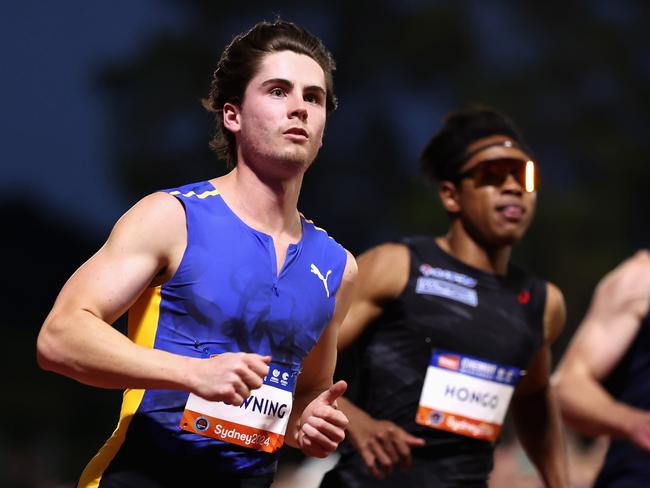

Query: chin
left=478, top=225, right=523, bottom=247
left=259, top=152, right=313, bottom=180
left=279, top=148, right=317, bottom=168
left=496, top=219, right=531, bottom=241
left=495, top=230, right=527, bottom=247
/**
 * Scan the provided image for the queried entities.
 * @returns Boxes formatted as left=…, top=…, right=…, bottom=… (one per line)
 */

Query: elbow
left=550, top=372, right=567, bottom=405
left=36, top=315, right=69, bottom=373
left=550, top=371, right=579, bottom=426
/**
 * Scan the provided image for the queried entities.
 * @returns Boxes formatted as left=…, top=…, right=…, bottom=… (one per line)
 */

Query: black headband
left=447, top=139, right=531, bottom=181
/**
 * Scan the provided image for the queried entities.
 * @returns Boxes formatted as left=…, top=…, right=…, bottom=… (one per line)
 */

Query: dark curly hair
left=419, top=105, right=532, bottom=183
left=203, top=20, right=337, bottom=168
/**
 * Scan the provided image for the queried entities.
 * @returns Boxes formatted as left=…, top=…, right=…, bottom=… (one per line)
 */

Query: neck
left=211, top=164, right=303, bottom=237
left=437, top=221, right=513, bottom=276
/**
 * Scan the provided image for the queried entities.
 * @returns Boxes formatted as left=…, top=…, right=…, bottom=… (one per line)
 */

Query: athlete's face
left=224, top=50, right=327, bottom=176
left=444, top=135, right=537, bottom=246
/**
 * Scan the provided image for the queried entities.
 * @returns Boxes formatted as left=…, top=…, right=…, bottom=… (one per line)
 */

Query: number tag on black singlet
left=180, top=361, right=296, bottom=453
left=416, top=350, right=522, bottom=442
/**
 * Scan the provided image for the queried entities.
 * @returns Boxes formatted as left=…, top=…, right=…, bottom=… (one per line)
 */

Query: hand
left=191, top=352, right=270, bottom=405
left=297, top=380, right=349, bottom=458
left=624, top=409, right=650, bottom=451
left=347, top=411, right=425, bottom=479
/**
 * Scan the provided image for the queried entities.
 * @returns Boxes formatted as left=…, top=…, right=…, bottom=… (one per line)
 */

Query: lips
left=497, top=204, right=525, bottom=221
left=284, top=127, right=308, bottom=139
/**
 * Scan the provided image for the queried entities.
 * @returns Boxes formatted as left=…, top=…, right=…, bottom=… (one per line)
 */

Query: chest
left=164, top=225, right=338, bottom=362
left=394, top=269, right=540, bottom=369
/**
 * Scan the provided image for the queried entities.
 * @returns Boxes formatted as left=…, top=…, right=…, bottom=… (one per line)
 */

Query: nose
left=289, top=95, right=308, bottom=122
left=501, top=172, right=523, bottom=195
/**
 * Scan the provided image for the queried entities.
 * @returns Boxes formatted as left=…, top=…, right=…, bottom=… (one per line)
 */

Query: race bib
left=416, top=350, right=521, bottom=442
left=180, top=362, right=296, bottom=453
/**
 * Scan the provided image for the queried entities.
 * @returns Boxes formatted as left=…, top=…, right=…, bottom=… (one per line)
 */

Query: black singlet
left=595, top=312, right=650, bottom=487
left=322, top=237, right=546, bottom=487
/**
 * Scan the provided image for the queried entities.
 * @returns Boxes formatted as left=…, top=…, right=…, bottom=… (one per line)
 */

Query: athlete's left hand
left=297, top=380, right=349, bottom=457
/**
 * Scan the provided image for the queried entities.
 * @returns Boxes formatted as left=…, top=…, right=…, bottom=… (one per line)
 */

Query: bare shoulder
left=581, top=250, right=650, bottom=331
left=360, top=241, right=409, bottom=260
left=559, top=251, right=650, bottom=379
left=108, top=192, right=186, bottom=256
left=543, top=282, right=566, bottom=344
left=335, top=243, right=408, bottom=349
left=114, top=191, right=186, bottom=234
left=341, top=249, right=359, bottom=285
left=44, top=192, right=187, bottom=325
left=356, top=242, right=410, bottom=301
left=595, top=250, right=650, bottom=305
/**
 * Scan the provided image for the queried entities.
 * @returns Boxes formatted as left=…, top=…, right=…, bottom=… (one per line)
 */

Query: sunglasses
left=456, top=158, right=538, bottom=193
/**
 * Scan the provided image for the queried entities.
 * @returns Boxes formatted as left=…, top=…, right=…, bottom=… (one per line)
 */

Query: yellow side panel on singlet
left=77, top=286, right=162, bottom=488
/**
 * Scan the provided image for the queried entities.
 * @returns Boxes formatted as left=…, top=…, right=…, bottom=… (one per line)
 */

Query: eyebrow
left=260, top=78, right=326, bottom=97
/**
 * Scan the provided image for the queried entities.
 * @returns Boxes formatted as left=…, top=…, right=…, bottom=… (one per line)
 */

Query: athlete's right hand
left=347, top=409, right=425, bottom=479
left=190, top=352, right=270, bottom=405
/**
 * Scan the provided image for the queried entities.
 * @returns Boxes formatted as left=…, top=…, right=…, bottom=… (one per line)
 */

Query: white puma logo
left=310, top=263, right=332, bottom=298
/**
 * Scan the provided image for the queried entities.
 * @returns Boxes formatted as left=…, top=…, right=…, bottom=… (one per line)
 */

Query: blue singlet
left=78, top=180, right=347, bottom=487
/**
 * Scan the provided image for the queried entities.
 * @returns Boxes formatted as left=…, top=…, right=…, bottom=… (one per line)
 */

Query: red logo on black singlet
left=517, top=290, right=531, bottom=304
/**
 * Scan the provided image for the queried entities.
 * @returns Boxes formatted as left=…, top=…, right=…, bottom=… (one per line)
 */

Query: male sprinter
left=322, top=106, right=569, bottom=487
left=554, top=250, right=650, bottom=486
left=37, top=20, right=356, bottom=488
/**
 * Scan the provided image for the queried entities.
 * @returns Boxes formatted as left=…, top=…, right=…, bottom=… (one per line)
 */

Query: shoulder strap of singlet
left=166, top=180, right=219, bottom=200
left=399, top=235, right=434, bottom=267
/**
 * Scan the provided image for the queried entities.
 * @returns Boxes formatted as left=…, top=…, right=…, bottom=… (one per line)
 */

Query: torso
left=335, top=236, right=546, bottom=486
left=80, top=180, right=348, bottom=485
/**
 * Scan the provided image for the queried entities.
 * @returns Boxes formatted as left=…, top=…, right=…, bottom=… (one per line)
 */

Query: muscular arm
left=36, top=193, right=269, bottom=403
left=37, top=193, right=191, bottom=388
left=336, top=243, right=425, bottom=478
left=284, top=251, right=357, bottom=456
left=336, top=243, right=409, bottom=350
left=512, top=282, right=569, bottom=488
left=553, top=250, right=650, bottom=448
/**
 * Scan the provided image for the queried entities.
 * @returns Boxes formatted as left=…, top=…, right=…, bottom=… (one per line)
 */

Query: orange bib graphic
left=181, top=362, right=296, bottom=453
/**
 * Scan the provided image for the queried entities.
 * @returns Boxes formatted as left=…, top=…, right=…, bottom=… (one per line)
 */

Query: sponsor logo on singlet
left=310, top=263, right=332, bottom=297
left=416, top=264, right=478, bottom=306
left=437, top=354, right=461, bottom=371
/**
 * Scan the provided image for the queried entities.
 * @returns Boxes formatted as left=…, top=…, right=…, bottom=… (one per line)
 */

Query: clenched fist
left=297, top=380, right=349, bottom=457
left=190, top=352, right=271, bottom=405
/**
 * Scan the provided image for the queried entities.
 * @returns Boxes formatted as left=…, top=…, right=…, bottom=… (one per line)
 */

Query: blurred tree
left=97, top=2, right=650, bottom=355
left=11, top=1, right=649, bottom=485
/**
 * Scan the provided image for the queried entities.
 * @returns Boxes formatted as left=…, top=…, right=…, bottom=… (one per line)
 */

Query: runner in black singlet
left=554, top=250, right=650, bottom=487
left=321, top=106, right=569, bottom=487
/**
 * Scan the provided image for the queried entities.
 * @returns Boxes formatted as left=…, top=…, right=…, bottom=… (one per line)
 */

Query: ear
left=439, top=180, right=461, bottom=213
left=222, top=102, right=241, bottom=134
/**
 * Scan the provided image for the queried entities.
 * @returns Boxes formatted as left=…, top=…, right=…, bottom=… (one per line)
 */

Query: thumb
left=318, top=380, right=347, bottom=406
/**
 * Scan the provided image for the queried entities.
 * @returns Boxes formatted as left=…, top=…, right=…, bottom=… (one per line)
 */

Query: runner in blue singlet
left=36, top=20, right=357, bottom=488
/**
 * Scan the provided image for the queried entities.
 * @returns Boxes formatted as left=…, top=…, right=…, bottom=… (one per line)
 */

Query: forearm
left=512, top=385, right=569, bottom=488
left=555, top=371, right=640, bottom=439
left=37, top=308, right=195, bottom=390
left=337, top=395, right=371, bottom=424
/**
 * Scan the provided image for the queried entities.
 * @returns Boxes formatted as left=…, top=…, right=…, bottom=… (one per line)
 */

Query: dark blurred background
left=2, top=1, right=649, bottom=486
